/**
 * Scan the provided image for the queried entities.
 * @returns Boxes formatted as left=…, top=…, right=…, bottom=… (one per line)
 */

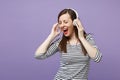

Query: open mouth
left=63, top=28, right=68, bottom=35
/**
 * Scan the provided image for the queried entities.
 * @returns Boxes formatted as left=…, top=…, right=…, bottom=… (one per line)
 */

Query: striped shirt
left=35, top=34, right=102, bottom=80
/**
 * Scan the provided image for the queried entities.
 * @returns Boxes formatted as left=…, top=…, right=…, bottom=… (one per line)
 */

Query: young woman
left=35, top=8, right=102, bottom=80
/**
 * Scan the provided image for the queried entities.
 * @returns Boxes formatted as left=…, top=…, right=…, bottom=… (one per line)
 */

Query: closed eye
left=64, top=22, right=68, bottom=24
left=58, top=22, right=62, bottom=25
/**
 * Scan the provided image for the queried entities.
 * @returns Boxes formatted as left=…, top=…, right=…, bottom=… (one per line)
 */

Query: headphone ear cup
left=73, top=20, right=76, bottom=26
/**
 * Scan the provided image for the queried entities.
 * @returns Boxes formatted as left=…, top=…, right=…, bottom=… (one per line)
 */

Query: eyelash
left=59, top=22, right=68, bottom=24
left=65, top=22, right=68, bottom=23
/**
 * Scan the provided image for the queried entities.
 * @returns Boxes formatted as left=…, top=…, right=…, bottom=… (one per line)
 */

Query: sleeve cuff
left=92, top=49, right=102, bottom=63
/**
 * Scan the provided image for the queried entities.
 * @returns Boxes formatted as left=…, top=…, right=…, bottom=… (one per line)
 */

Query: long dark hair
left=58, top=9, right=87, bottom=55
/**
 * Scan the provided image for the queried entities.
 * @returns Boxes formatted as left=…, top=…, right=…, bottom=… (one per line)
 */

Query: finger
left=54, top=23, right=58, bottom=28
left=75, top=22, right=84, bottom=31
left=53, top=23, right=58, bottom=30
left=54, top=23, right=62, bottom=33
left=56, top=26, right=61, bottom=32
left=76, top=20, right=84, bottom=30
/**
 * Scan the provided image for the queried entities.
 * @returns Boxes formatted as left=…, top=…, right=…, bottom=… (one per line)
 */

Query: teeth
left=63, top=28, right=68, bottom=30
left=63, top=29, right=67, bottom=31
left=63, top=29, right=68, bottom=33
left=63, top=29, right=67, bottom=30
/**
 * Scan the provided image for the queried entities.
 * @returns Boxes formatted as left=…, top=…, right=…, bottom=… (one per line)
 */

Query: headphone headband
left=68, top=8, right=79, bottom=18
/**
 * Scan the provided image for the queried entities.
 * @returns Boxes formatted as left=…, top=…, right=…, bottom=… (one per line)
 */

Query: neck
left=68, top=32, right=79, bottom=45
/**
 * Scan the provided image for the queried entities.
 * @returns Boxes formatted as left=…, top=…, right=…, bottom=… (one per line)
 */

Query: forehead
left=59, top=13, right=71, bottom=21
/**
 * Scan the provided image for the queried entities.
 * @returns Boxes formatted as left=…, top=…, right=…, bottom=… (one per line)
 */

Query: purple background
left=0, top=0, right=120, bottom=80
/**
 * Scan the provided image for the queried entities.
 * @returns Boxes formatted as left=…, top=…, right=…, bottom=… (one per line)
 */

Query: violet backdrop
left=0, top=0, right=120, bottom=80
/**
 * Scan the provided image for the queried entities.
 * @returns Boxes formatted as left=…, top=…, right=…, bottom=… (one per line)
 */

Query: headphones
left=68, top=8, right=79, bottom=26
left=70, top=8, right=79, bottom=19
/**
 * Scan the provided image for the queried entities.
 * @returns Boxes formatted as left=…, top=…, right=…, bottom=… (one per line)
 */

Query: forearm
left=80, top=37, right=97, bottom=58
left=35, top=34, right=55, bottom=56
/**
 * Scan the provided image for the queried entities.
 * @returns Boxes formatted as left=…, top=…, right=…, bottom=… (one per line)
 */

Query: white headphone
left=68, top=8, right=79, bottom=26
left=69, top=8, right=79, bottom=19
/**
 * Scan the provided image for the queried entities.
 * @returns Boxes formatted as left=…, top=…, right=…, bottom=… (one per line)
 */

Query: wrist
left=79, top=37, right=86, bottom=41
left=49, top=33, right=55, bottom=40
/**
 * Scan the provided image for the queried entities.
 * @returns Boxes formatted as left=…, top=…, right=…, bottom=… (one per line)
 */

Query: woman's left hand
left=73, top=18, right=85, bottom=39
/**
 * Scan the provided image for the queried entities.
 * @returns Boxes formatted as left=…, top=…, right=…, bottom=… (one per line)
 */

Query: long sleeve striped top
left=35, top=34, right=102, bottom=80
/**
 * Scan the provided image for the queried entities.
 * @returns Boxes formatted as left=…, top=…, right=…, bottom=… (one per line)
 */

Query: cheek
left=66, top=23, right=73, bottom=29
left=68, top=26, right=74, bottom=33
left=68, top=23, right=74, bottom=29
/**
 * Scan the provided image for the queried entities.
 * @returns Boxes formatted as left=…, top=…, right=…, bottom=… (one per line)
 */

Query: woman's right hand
left=50, top=23, right=61, bottom=38
left=35, top=23, right=61, bottom=56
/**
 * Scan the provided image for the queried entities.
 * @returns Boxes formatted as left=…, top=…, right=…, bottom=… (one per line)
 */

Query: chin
left=64, top=34, right=70, bottom=37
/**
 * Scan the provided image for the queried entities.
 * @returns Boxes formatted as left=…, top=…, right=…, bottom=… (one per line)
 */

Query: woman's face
left=58, top=13, right=75, bottom=37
